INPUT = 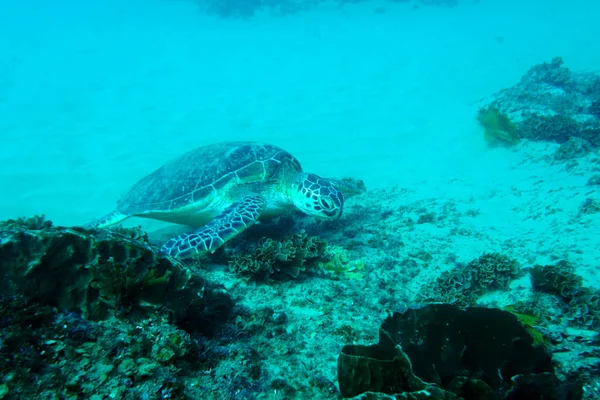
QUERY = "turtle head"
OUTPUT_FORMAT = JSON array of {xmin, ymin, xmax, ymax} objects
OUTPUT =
[{"xmin": 291, "ymin": 173, "xmax": 344, "ymax": 219}]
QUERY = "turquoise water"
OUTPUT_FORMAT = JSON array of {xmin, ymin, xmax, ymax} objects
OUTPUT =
[
  {"xmin": 1, "ymin": 0, "xmax": 598, "ymax": 225},
  {"xmin": 1, "ymin": 0, "xmax": 600, "ymax": 398}
]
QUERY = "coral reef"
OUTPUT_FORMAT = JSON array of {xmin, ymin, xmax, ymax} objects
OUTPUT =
[
  {"xmin": 587, "ymin": 174, "xmax": 600, "ymax": 186},
  {"xmin": 227, "ymin": 229, "xmax": 365, "ymax": 281},
  {"xmin": 589, "ymin": 99, "xmax": 600, "ymax": 118},
  {"xmin": 529, "ymin": 261, "xmax": 583, "ymax": 301},
  {"xmin": 529, "ymin": 262, "xmax": 600, "ymax": 329},
  {"xmin": 228, "ymin": 231, "xmax": 327, "ymax": 280},
  {"xmin": 0, "ymin": 215, "xmax": 234, "ymax": 334},
  {"xmin": 578, "ymin": 198, "xmax": 600, "ymax": 216},
  {"xmin": 301, "ymin": 186, "xmax": 600, "ymax": 396},
  {"xmin": 3, "ymin": 174, "xmax": 600, "ymax": 399},
  {"xmin": 481, "ymin": 57, "xmax": 600, "ymax": 147},
  {"xmin": 0, "ymin": 216, "xmax": 243, "ymax": 399},
  {"xmin": 518, "ymin": 114, "xmax": 600, "ymax": 147},
  {"xmin": 554, "ymin": 136, "xmax": 593, "ymax": 161},
  {"xmin": 0, "ymin": 295, "xmax": 206, "ymax": 399},
  {"xmin": 416, "ymin": 252, "xmax": 522, "ymax": 306},
  {"xmin": 519, "ymin": 114, "xmax": 581, "ymax": 143},
  {"xmin": 337, "ymin": 304, "xmax": 582, "ymax": 399}
]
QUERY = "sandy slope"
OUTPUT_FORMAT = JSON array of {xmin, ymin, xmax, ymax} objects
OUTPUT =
[{"xmin": 0, "ymin": 0, "xmax": 598, "ymax": 275}]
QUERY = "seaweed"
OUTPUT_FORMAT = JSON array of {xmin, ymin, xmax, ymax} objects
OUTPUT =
[
  {"xmin": 503, "ymin": 306, "xmax": 551, "ymax": 348},
  {"xmin": 477, "ymin": 106, "xmax": 520, "ymax": 146},
  {"xmin": 318, "ymin": 245, "xmax": 365, "ymax": 280}
]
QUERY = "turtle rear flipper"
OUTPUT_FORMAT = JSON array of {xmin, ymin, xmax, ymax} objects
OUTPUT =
[{"xmin": 160, "ymin": 195, "xmax": 266, "ymax": 259}]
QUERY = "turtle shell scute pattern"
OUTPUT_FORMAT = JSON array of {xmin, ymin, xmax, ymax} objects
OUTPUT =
[{"xmin": 117, "ymin": 142, "xmax": 302, "ymax": 215}]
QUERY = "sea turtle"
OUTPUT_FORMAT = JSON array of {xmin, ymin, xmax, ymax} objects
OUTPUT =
[{"xmin": 86, "ymin": 141, "xmax": 365, "ymax": 259}]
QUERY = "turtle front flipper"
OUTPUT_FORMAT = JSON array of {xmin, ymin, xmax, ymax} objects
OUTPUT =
[{"xmin": 160, "ymin": 195, "xmax": 267, "ymax": 259}]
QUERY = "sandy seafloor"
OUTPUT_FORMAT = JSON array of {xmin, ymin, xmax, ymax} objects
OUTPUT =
[{"xmin": 1, "ymin": 0, "xmax": 600, "ymax": 397}]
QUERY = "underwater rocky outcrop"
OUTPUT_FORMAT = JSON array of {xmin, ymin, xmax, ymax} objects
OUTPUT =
[
  {"xmin": 337, "ymin": 304, "xmax": 583, "ymax": 399},
  {"xmin": 479, "ymin": 57, "xmax": 600, "ymax": 148},
  {"xmin": 0, "ymin": 215, "xmax": 237, "ymax": 399},
  {"xmin": 0, "ymin": 294, "xmax": 209, "ymax": 399},
  {"xmin": 554, "ymin": 136, "xmax": 594, "ymax": 161},
  {"xmin": 0, "ymin": 215, "xmax": 234, "ymax": 333},
  {"xmin": 2, "ymin": 213, "xmax": 598, "ymax": 399}
]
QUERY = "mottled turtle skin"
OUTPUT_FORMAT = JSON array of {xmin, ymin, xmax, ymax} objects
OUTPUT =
[{"xmin": 86, "ymin": 141, "xmax": 365, "ymax": 259}]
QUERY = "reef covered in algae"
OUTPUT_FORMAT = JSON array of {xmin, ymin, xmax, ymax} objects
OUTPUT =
[
  {"xmin": 337, "ymin": 304, "xmax": 581, "ymax": 400},
  {"xmin": 1, "ymin": 200, "xmax": 598, "ymax": 399},
  {"xmin": 3, "ymin": 128, "xmax": 600, "ymax": 400},
  {"xmin": 478, "ymin": 57, "xmax": 600, "ymax": 151},
  {"xmin": 0, "ymin": 215, "xmax": 232, "ymax": 332},
  {"xmin": 0, "ymin": 216, "xmax": 240, "ymax": 399},
  {"xmin": 228, "ymin": 231, "xmax": 327, "ymax": 280}
]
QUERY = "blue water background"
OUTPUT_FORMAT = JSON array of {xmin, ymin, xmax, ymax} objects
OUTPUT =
[{"xmin": 0, "ymin": 0, "xmax": 598, "ymax": 228}]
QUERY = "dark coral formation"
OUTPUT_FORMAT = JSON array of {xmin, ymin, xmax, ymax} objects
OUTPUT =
[
  {"xmin": 578, "ymin": 198, "xmax": 600, "ymax": 216},
  {"xmin": 481, "ymin": 57, "xmax": 600, "ymax": 147},
  {"xmin": 0, "ymin": 215, "xmax": 233, "ymax": 334},
  {"xmin": 0, "ymin": 216, "xmax": 240, "ymax": 398},
  {"xmin": 519, "ymin": 114, "xmax": 581, "ymax": 143},
  {"xmin": 554, "ymin": 136, "xmax": 593, "ymax": 161},
  {"xmin": 530, "ymin": 261, "xmax": 583, "ymax": 300},
  {"xmin": 529, "ymin": 261, "xmax": 600, "ymax": 329},
  {"xmin": 1, "ymin": 211, "xmax": 598, "ymax": 398},
  {"xmin": 416, "ymin": 253, "xmax": 522, "ymax": 306},
  {"xmin": 337, "ymin": 304, "xmax": 582, "ymax": 399},
  {"xmin": 519, "ymin": 114, "xmax": 600, "ymax": 147},
  {"xmin": 0, "ymin": 295, "xmax": 207, "ymax": 399},
  {"xmin": 228, "ymin": 231, "xmax": 327, "ymax": 280},
  {"xmin": 587, "ymin": 174, "xmax": 600, "ymax": 186},
  {"xmin": 589, "ymin": 99, "xmax": 600, "ymax": 118}
]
